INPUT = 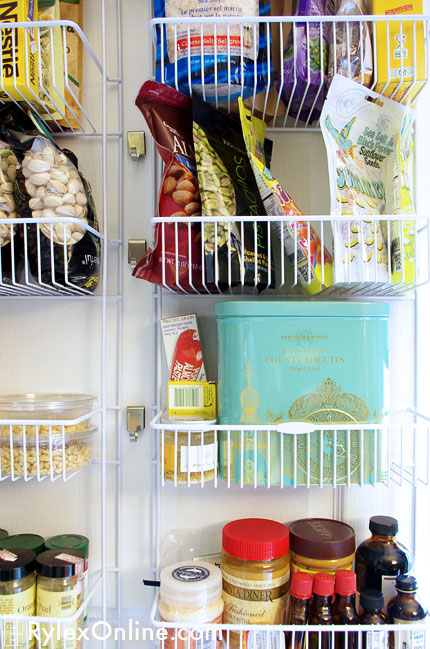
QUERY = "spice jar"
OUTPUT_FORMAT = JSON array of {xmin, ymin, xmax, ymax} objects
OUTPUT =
[
  {"xmin": 161, "ymin": 418, "xmax": 217, "ymax": 483},
  {"xmin": 159, "ymin": 561, "xmax": 223, "ymax": 649},
  {"xmin": 36, "ymin": 549, "xmax": 85, "ymax": 649},
  {"xmin": 222, "ymin": 518, "xmax": 290, "ymax": 649},
  {"xmin": 1, "ymin": 534, "xmax": 45, "ymax": 555},
  {"xmin": 0, "ymin": 548, "xmax": 36, "ymax": 649},
  {"xmin": 288, "ymin": 518, "xmax": 355, "ymax": 576}
]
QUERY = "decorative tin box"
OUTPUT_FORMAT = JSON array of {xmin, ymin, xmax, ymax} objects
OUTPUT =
[{"xmin": 215, "ymin": 302, "xmax": 390, "ymax": 486}]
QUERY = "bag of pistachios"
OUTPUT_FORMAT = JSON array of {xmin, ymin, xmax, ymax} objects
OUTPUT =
[
  {"xmin": 0, "ymin": 142, "xmax": 22, "ymax": 286},
  {"xmin": 192, "ymin": 97, "xmax": 273, "ymax": 292}
]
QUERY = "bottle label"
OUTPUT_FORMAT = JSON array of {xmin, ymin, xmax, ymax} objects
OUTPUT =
[
  {"xmin": 381, "ymin": 576, "xmax": 397, "ymax": 613},
  {"xmin": 392, "ymin": 619, "xmax": 426, "ymax": 649},
  {"xmin": 180, "ymin": 443, "xmax": 216, "ymax": 473},
  {"xmin": 0, "ymin": 585, "xmax": 36, "ymax": 649},
  {"xmin": 36, "ymin": 587, "xmax": 78, "ymax": 649},
  {"xmin": 222, "ymin": 570, "xmax": 290, "ymax": 625},
  {"xmin": 365, "ymin": 629, "xmax": 388, "ymax": 649}
]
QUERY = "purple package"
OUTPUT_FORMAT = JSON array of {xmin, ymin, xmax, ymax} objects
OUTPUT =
[{"xmin": 276, "ymin": 0, "xmax": 329, "ymax": 124}]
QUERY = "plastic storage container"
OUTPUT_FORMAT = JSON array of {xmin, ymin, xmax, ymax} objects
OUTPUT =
[{"xmin": 215, "ymin": 301, "xmax": 390, "ymax": 486}]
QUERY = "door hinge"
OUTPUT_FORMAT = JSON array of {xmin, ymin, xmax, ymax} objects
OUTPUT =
[{"xmin": 127, "ymin": 406, "xmax": 145, "ymax": 442}]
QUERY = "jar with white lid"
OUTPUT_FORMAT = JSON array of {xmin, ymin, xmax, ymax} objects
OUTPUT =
[{"xmin": 159, "ymin": 561, "xmax": 223, "ymax": 649}]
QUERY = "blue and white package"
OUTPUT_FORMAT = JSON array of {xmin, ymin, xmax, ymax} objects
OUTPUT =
[{"xmin": 153, "ymin": 0, "xmax": 271, "ymax": 103}]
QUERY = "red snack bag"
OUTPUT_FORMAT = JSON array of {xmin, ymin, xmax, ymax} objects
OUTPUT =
[
  {"xmin": 133, "ymin": 81, "xmax": 203, "ymax": 291},
  {"xmin": 171, "ymin": 330, "xmax": 203, "ymax": 381}
]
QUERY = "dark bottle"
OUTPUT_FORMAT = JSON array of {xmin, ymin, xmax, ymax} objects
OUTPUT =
[
  {"xmin": 286, "ymin": 572, "xmax": 313, "ymax": 649},
  {"xmin": 355, "ymin": 516, "xmax": 411, "ymax": 611},
  {"xmin": 359, "ymin": 590, "xmax": 387, "ymax": 649},
  {"xmin": 387, "ymin": 575, "xmax": 427, "ymax": 649},
  {"xmin": 309, "ymin": 572, "xmax": 335, "ymax": 649},
  {"xmin": 332, "ymin": 570, "xmax": 359, "ymax": 649}
]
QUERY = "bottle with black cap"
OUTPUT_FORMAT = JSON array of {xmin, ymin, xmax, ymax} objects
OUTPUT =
[
  {"xmin": 355, "ymin": 516, "xmax": 411, "ymax": 612},
  {"xmin": 387, "ymin": 575, "xmax": 427, "ymax": 649},
  {"xmin": 0, "ymin": 548, "xmax": 36, "ymax": 649},
  {"xmin": 359, "ymin": 590, "xmax": 387, "ymax": 649}
]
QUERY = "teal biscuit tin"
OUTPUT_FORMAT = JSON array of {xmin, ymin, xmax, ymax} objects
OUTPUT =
[{"xmin": 215, "ymin": 302, "xmax": 390, "ymax": 486}]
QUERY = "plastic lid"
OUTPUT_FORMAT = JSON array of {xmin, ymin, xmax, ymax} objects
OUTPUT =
[
  {"xmin": 0, "ymin": 529, "xmax": 8, "ymax": 539},
  {"xmin": 0, "ymin": 393, "xmax": 96, "ymax": 415},
  {"xmin": 36, "ymin": 548, "xmax": 85, "ymax": 578},
  {"xmin": 290, "ymin": 572, "xmax": 313, "ymax": 599},
  {"xmin": 335, "ymin": 570, "xmax": 357, "ymax": 596},
  {"xmin": 160, "ymin": 561, "xmax": 222, "ymax": 607},
  {"xmin": 313, "ymin": 573, "xmax": 335, "ymax": 597},
  {"xmin": 360, "ymin": 589, "xmax": 384, "ymax": 612},
  {"xmin": 215, "ymin": 301, "xmax": 390, "ymax": 319},
  {"xmin": 288, "ymin": 518, "xmax": 355, "ymax": 560},
  {"xmin": 395, "ymin": 575, "xmax": 418, "ymax": 592},
  {"xmin": 0, "ymin": 548, "xmax": 36, "ymax": 581},
  {"xmin": 1, "ymin": 534, "xmax": 44, "ymax": 555},
  {"xmin": 45, "ymin": 535, "xmax": 89, "ymax": 560},
  {"xmin": 222, "ymin": 519, "xmax": 290, "ymax": 561},
  {"xmin": 369, "ymin": 516, "xmax": 398, "ymax": 536}
]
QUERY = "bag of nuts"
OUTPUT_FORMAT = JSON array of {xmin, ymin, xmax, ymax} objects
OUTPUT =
[
  {"xmin": 0, "ymin": 142, "xmax": 22, "ymax": 285},
  {"xmin": 133, "ymin": 81, "xmax": 204, "ymax": 292}
]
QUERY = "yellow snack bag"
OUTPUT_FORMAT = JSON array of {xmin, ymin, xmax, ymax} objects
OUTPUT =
[
  {"xmin": 58, "ymin": 0, "xmax": 83, "ymax": 129},
  {"xmin": 38, "ymin": 0, "xmax": 65, "ymax": 123}
]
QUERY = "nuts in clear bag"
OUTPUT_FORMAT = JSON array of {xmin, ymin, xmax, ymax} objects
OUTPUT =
[{"xmin": 0, "ymin": 145, "xmax": 18, "ymax": 246}]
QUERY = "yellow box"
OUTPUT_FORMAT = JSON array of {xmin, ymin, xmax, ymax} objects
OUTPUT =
[
  {"xmin": 373, "ymin": 0, "xmax": 425, "ymax": 104},
  {"xmin": 0, "ymin": 0, "xmax": 39, "ymax": 101},
  {"xmin": 167, "ymin": 381, "xmax": 217, "ymax": 419}
]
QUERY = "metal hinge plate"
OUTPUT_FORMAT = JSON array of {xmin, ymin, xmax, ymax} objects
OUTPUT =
[
  {"xmin": 127, "ymin": 406, "xmax": 145, "ymax": 442},
  {"xmin": 128, "ymin": 239, "xmax": 147, "ymax": 267},
  {"xmin": 128, "ymin": 131, "xmax": 146, "ymax": 160}
]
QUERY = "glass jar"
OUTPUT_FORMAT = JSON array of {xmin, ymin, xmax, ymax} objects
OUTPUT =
[
  {"xmin": 159, "ymin": 561, "xmax": 223, "ymax": 649},
  {"xmin": 288, "ymin": 518, "xmax": 355, "ymax": 576},
  {"xmin": 0, "ymin": 548, "xmax": 36, "ymax": 649},
  {"xmin": 161, "ymin": 419, "xmax": 217, "ymax": 483},
  {"xmin": 387, "ymin": 575, "xmax": 427, "ymax": 649},
  {"xmin": 222, "ymin": 518, "xmax": 290, "ymax": 649},
  {"xmin": 36, "ymin": 549, "xmax": 85, "ymax": 649}
]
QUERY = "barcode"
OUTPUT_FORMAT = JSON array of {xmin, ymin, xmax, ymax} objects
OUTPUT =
[
  {"xmin": 287, "ymin": 245, "xmax": 307, "ymax": 266},
  {"xmin": 392, "ymin": 238, "xmax": 402, "ymax": 273},
  {"xmin": 171, "ymin": 386, "xmax": 203, "ymax": 409},
  {"xmin": 60, "ymin": 596, "xmax": 72, "ymax": 610}
]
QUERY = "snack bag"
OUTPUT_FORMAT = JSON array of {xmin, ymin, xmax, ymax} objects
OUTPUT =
[
  {"xmin": 277, "ymin": 0, "xmax": 329, "ymax": 124},
  {"xmin": 391, "ymin": 109, "xmax": 416, "ymax": 285},
  {"xmin": 192, "ymin": 96, "xmax": 272, "ymax": 292},
  {"xmin": 321, "ymin": 75, "xmax": 407, "ymax": 284},
  {"xmin": 133, "ymin": 81, "xmax": 203, "ymax": 292},
  {"xmin": 58, "ymin": 0, "xmax": 83, "ymax": 129},
  {"xmin": 153, "ymin": 0, "xmax": 271, "ymax": 104},
  {"xmin": 38, "ymin": 0, "xmax": 66, "ymax": 124},
  {"xmin": 0, "ymin": 142, "xmax": 22, "ymax": 285},
  {"xmin": 238, "ymin": 98, "xmax": 332, "ymax": 293},
  {"xmin": 327, "ymin": 0, "xmax": 372, "ymax": 88}
]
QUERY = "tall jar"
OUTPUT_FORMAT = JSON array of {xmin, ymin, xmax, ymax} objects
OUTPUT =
[
  {"xmin": 161, "ymin": 418, "xmax": 217, "ymax": 484},
  {"xmin": 0, "ymin": 548, "xmax": 36, "ymax": 649},
  {"xmin": 222, "ymin": 518, "xmax": 290, "ymax": 649},
  {"xmin": 288, "ymin": 518, "xmax": 356, "ymax": 576},
  {"xmin": 159, "ymin": 561, "xmax": 223, "ymax": 649},
  {"xmin": 44, "ymin": 536, "xmax": 89, "ymax": 622}
]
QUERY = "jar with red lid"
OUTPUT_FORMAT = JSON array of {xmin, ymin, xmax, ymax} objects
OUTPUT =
[{"xmin": 221, "ymin": 518, "xmax": 290, "ymax": 649}]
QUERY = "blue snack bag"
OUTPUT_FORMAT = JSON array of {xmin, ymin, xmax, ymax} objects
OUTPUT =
[{"xmin": 153, "ymin": 0, "xmax": 271, "ymax": 104}]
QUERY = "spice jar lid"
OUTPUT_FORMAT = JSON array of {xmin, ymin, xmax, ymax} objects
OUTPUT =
[
  {"xmin": 335, "ymin": 570, "xmax": 356, "ymax": 596},
  {"xmin": 0, "ymin": 548, "xmax": 36, "ymax": 581},
  {"xmin": 288, "ymin": 518, "xmax": 355, "ymax": 560},
  {"xmin": 360, "ymin": 589, "xmax": 384, "ymax": 612},
  {"xmin": 1, "ymin": 534, "xmax": 44, "ymax": 555},
  {"xmin": 36, "ymin": 548, "xmax": 85, "ymax": 578},
  {"xmin": 369, "ymin": 516, "xmax": 398, "ymax": 536},
  {"xmin": 395, "ymin": 575, "xmax": 418, "ymax": 593},
  {"xmin": 45, "ymin": 535, "xmax": 89, "ymax": 560},
  {"xmin": 222, "ymin": 519, "xmax": 290, "ymax": 561},
  {"xmin": 313, "ymin": 573, "xmax": 335, "ymax": 597},
  {"xmin": 160, "ymin": 561, "xmax": 222, "ymax": 607},
  {"xmin": 290, "ymin": 573, "xmax": 313, "ymax": 599},
  {"xmin": 0, "ymin": 529, "xmax": 8, "ymax": 539}
]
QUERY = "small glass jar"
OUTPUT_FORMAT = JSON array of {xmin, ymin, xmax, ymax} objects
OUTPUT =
[
  {"xmin": 0, "ymin": 548, "xmax": 36, "ymax": 649},
  {"xmin": 161, "ymin": 419, "xmax": 217, "ymax": 483}
]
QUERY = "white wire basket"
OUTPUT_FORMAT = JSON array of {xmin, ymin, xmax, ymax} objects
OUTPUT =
[
  {"xmin": 151, "ymin": 14, "xmax": 429, "ymax": 128},
  {"xmin": 0, "ymin": 217, "xmax": 102, "ymax": 296},
  {"xmin": 149, "ymin": 215, "xmax": 427, "ymax": 297},
  {"xmin": 151, "ymin": 410, "xmax": 430, "ymax": 489}
]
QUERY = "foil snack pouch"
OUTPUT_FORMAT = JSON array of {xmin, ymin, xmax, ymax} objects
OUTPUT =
[{"xmin": 321, "ymin": 75, "xmax": 407, "ymax": 285}]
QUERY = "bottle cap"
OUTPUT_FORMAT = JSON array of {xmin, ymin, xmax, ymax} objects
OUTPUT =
[
  {"xmin": 290, "ymin": 572, "xmax": 313, "ymax": 599},
  {"xmin": 160, "ymin": 561, "xmax": 222, "ymax": 608},
  {"xmin": 369, "ymin": 516, "xmax": 398, "ymax": 536},
  {"xmin": 288, "ymin": 518, "xmax": 355, "ymax": 560},
  {"xmin": 36, "ymin": 548, "xmax": 85, "ymax": 579},
  {"xmin": 395, "ymin": 575, "xmax": 418, "ymax": 592},
  {"xmin": 313, "ymin": 572, "xmax": 335, "ymax": 597},
  {"xmin": 335, "ymin": 570, "xmax": 357, "ymax": 596},
  {"xmin": 223, "ymin": 519, "xmax": 290, "ymax": 561},
  {"xmin": 45, "ymin": 535, "xmax": 89, "ymax": 560},
  {"xmin": 0, "ymin": 548, "xmax": 36, "ymax": 581},
  {"xmin": 360, "ymin": 589, "xmax": 384, "ymax": 612},
  {"xmin": 0, "ymin": 534, "xmax": 44, "ymax": 555}
]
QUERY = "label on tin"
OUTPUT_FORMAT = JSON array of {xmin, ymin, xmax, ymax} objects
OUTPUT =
[{"xmin": 222, "ymin": 570, "xmax": 289, "ymax": 625}]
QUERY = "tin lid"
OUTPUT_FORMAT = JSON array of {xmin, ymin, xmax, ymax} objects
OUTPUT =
[
  {"xmin": 160, "ymin": 561, "xmax": 222, "ymax": 607},
  {"xmin": 215, "ymin": 301, "xmax": 390, "ymax": 319},
  {"xmin": 288, "ymin": 518, "xmax": 355, "ymax": 560},
  {"xmin": 0, "ymin": 529, "xmax": 8, "ymax": 539},
  {"xmin": 290, "ymin": 572, "xmax": 313, "ymax": 599},
  {"xmin": 223, "ymin": 518, "xmax": 290, "ymax": 561},
  {"xmin": 360, "ymin": 589, "xmax": 384, "ymax": 612},
  {"xmin": 369, "ymin": 516, "xmax": 398, "ymax": 536},
  {"xmin": 45, "ymin": 535, "xmax": 89, "ymax": 559},
  {"xmin": 1, "ymin": 534, "xmax": 44, "ymax": 555},
  {"xmin": 36, "ymin": 549, "xmax": 85, "ymax": 578},
  {"xmin": 313, "ymin": 573, "xmax": 335, "ymax": 597},
  {"xmin": 0, "ymin": 549, "xmax": 36, "ymax": 581},
  {"xmin": 335, "ymin": 570, "xmax": 357, "ymax": 596}
]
